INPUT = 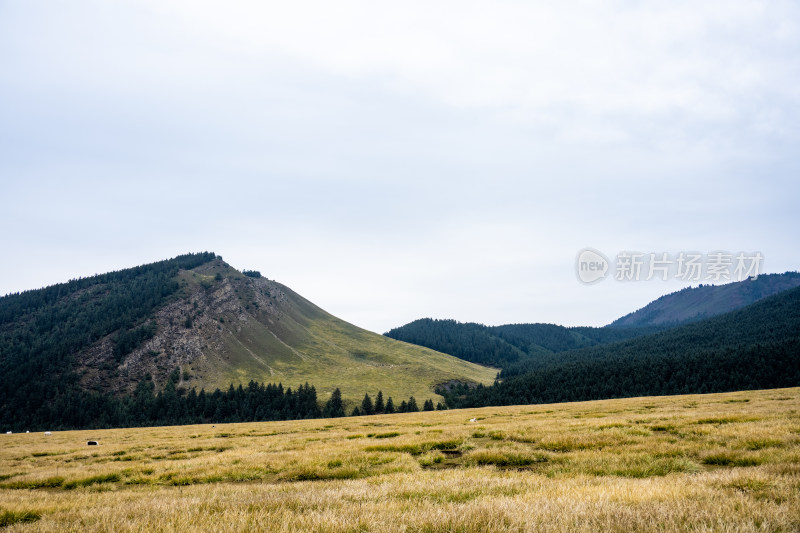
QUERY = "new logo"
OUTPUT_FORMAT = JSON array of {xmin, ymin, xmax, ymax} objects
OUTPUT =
[{"xmin": 576, "ymin": 248, "xmax": 609, "ymax": 284}]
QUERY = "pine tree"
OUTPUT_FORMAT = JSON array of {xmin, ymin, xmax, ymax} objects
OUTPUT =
[
  {"xmin": 398, "ymin": 400, "xmax": 408, "ymax": 413},
  {"xmin": 407, "ymin": 396, "xmax": 419, "ymax": 412},
  {"xmin": 374, "ymin": 391, "xmax": 385, "ymax": 413},
  {"xmin": 361, "ymin": 393, "xmax": 374, "ymax": 415},
  {"xmin": 323, "ymin": 388, "xmax": 345, "ymax": 418},
  {"xmin": 351, "ymin": 407, "xmax": 361, "ymax": 416},
  {"xmin": 423, "ymin": 399, "xmax": 434, "ymax": 411},
  {"xmin": 385, "ymin": 397, "xmax": 395, "ymax": 414}
]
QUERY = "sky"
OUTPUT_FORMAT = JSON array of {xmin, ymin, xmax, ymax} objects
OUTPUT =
[{"xmin": 1, "ymin": 0, "xmax": 799, "ymax": 334}]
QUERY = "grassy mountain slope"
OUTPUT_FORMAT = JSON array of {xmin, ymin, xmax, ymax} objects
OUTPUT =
[
  {"xmin": 152, "ymin": 260, "xmax": 494, "ymax": 405},
  {"xmin": 0, "ymin": 254, "xmax": 494, "ymax": 428},
  {"xmin": 609, "ymin": 272, "xmax": 800, "ymax": 327}
]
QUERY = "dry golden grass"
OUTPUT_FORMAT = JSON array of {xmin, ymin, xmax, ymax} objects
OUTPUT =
[{"xmin": 1, "ymin": 388, "xmax": 799, "ymax": 531}]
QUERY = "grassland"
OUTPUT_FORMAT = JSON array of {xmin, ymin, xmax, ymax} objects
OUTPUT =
[{"xmin": 1, "ymin": 388, "xmax": 799, "ymax": 532}]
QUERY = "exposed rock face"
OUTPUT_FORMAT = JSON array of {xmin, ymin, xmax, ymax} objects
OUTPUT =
[{"xmin": 77, "ymin": 260, "xmax": 295, "ymax": 394}]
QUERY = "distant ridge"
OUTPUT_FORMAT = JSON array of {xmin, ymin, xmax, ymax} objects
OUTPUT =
[
  {"xmin": 608, "ymin": 272, "xmax": 800, "ymax": 327},
  {"xmin": 442, "ymin": 284, "xmax": 800, "ymax": 407},
  {"xmin": 385, "ymin": 319, "xmax": 660, "ymax": 369},
  {"xmin": 385, "ymin": 272, "xmax": 800, "ymax": 372}
]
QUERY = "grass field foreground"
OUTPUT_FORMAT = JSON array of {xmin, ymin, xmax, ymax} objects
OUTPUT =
[{"xmin": 1, "ymin": 388, "xmax": 799, "ymax": 531}]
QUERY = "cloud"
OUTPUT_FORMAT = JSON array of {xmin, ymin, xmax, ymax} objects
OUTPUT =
[
  {"xmin": 129, "ymin": 0, "xmax": 800, "ymax": 143},
  {"xmin": 0, "ymin": 0, "xmax": 798, "ymax": 332}
]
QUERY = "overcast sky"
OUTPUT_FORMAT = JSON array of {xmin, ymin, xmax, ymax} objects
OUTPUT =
[{"xmin": 1, "ymin": 1, "xmax": 799, "ymax": 333}]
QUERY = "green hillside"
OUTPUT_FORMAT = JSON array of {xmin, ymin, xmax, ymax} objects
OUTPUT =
[
  {"xmin": 0, "ymin": 254, "xmax": 494, "ymax": 429},
  {"xmin": 166, "ymin": 260, "xmax": 493, "ymax": 404}
]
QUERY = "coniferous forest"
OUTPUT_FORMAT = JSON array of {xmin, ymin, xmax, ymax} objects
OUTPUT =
[
  {"xmin": 2, "ymin": 369, "xmax": 433, "ymax": 431},
  {"xmin": 439, "ymin": 286, "xmax": 800, "ymax": 408},
  {"xmin": 384, "ymin": 318, "xmax": 664, "ymax": 369},
  {"xmin": 0, "ymin": 253, "xmax": 216, "ymax": 430}
]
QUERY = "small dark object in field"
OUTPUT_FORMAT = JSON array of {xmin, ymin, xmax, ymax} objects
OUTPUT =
[{"xmin": 87, "ymin": 441, "xmax": 98, "ymax": 445}]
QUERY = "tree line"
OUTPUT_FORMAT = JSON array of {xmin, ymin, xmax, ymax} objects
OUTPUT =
[
  {"xmin": 322, "ymin": 388, "xmax": 445, "ymax": 418},
  {"xmin": 1, "ymin": 367, "xmax": 444, "ymax": 431}
]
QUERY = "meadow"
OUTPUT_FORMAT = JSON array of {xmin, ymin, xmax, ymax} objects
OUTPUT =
[{"xmin": 1, "ymin": 388, "xmax": 798, "ymax": 532}]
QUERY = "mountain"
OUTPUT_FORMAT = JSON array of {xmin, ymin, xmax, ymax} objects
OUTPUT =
[
  {"xmin": 442, "ymin": 285, "xmax": 800, "ymax": 408},
  {"xmin": 386, "ymin": 273, "xmax": 800, "ymax": 370},
  {"xmin": 0, "ymin": 253, "xmax": 494, "ymax": 428},
  {"xmin": 384, "ymin": 319, "xmax": 661, "ymax": 368},
  {"xmin": 609, "ymin": 272, "xmax": 800, "ymax": 327}
]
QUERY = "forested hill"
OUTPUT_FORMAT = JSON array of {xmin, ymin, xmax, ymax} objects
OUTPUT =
[
  {"xmin": 384, "ymin": 319, "xmax": 660, "ymax": 368},
  {"xmin": 384, "ymin": 319, "xmax": 527, "ymax": 368},
  {"xmin": 385, "ymin": 273, "xmax": 800, "ymax": 369},
  {"xmin": 0, "ymin": 254, "xmax": 494, "ymax": 430},
  {"xmin": 609, "ymin": 271, "xmax": 800, "ymax": 327},
  {"xmin": 0, "ymin": 253, "xmax": 217, "ymax": 428},
  {"xmin": 441, "ymin": 286, "xmax": 800, "ymax": 408}
]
